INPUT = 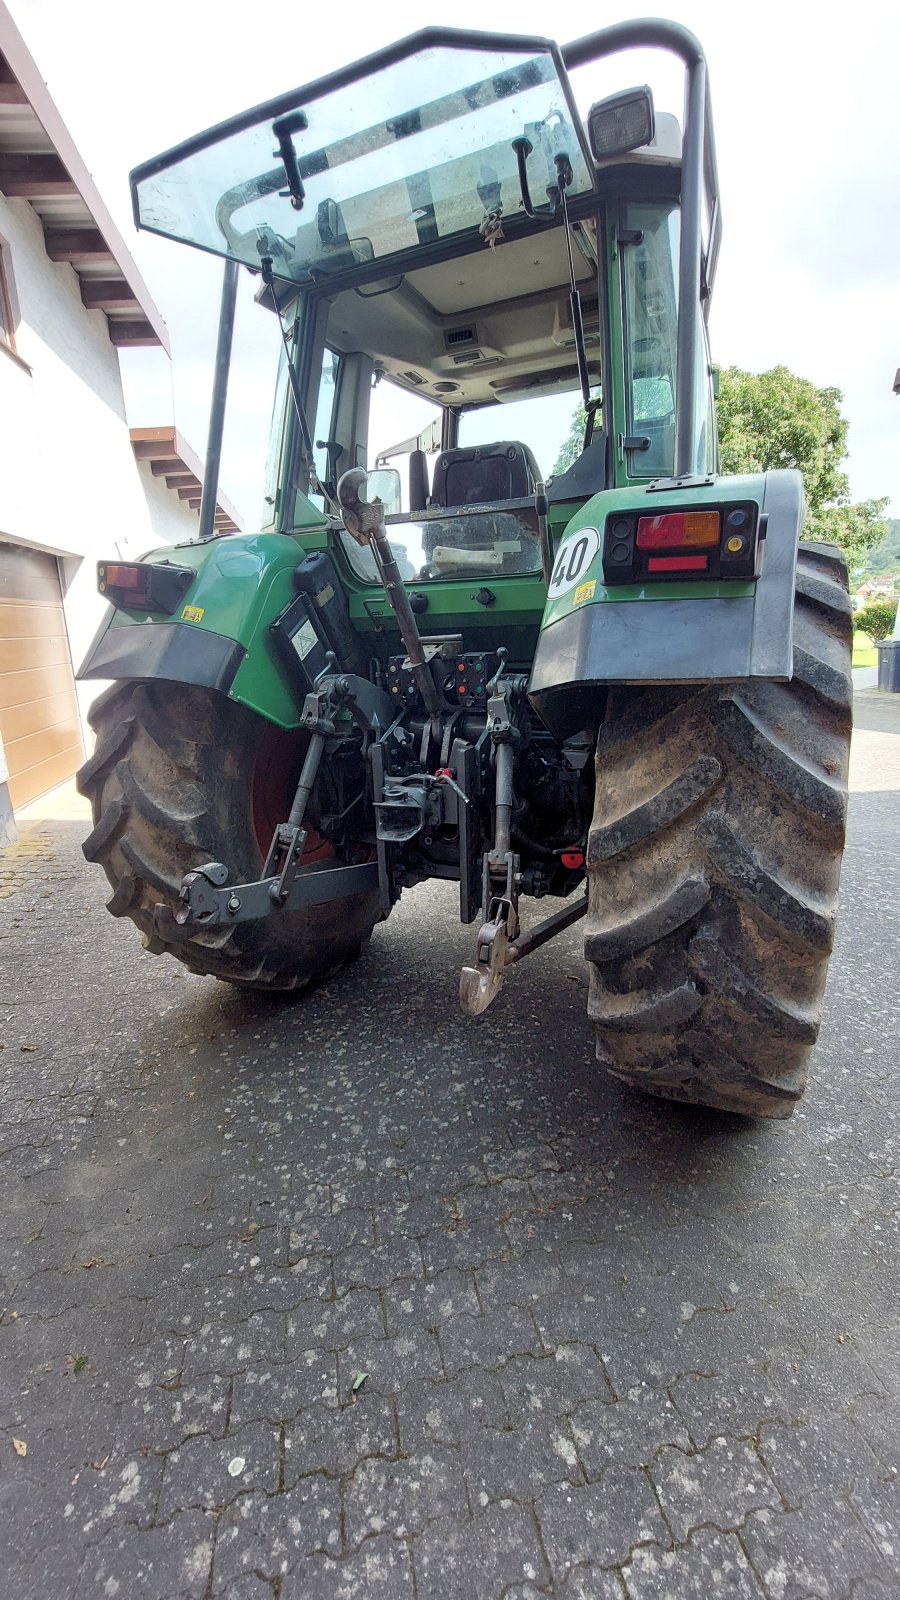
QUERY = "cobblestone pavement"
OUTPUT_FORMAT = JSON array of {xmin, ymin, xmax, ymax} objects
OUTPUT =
[{"xmin": 1, "ymin": 691, "xmax": 899, "ymax": 1599}]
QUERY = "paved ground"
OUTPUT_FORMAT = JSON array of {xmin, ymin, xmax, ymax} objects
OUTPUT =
[{"xmin": 1, "ymin": 690, "xmax": 899, "ymax": 1600}]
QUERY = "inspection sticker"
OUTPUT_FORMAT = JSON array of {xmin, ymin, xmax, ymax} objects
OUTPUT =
[
  {"xmin": 573, "ymin": 580, "xmax": 596, "ymax": 607},
  {"xmin": 181, "ymin": 604, "xmax": 205, "ymax": 623}
]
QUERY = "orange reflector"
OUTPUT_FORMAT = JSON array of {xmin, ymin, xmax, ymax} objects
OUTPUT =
[
  {"xmin": 636, "ymin": 511, "xmax": 720, "ymax": 550},
  {"xmin": 647, "ymin": 554, "xmax": 709, "ymax": 572},
  {"xmin": 105, "ymin": 563, "xmax": 145, "ymax": 588}
]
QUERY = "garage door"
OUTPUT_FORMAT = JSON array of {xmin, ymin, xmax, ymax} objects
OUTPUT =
[{"xmin": 0, "ymin": 541, "xmax": 83, "ymax": 810}]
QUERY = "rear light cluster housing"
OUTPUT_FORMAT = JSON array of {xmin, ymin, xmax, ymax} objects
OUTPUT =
[
  {"xmin": 97, "ymin": 560, "xmax": 195, "ymax": 614},
  {"xmin": 602, "ymin": 503, "xmax": 762, "ymax": 584}
]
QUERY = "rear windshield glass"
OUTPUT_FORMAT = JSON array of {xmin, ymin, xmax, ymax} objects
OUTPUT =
[{"xmin": 133, "ymin": 41, "xmax": 594, "ymax": 282}]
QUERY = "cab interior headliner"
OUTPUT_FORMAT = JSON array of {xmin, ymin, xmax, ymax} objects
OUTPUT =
[{"xmin": 323, "ymin": 221, "xmax": 599, "ymax": 408}]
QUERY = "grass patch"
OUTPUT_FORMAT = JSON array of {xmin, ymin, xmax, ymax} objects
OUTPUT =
[{"xmin": 853, "ymin": 630, "xmax": 878, "ymax": 668}]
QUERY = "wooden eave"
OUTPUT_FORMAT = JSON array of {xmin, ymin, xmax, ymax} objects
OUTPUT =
[
  {"xmin": 0, "ymin": 7, "xmax": 169, "ymax": 352},
  {"xmin": 130, "ymin": 427, "xmax": 242, "ymax": 534}
]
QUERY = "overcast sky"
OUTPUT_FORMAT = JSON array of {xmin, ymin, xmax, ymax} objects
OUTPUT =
[{"xmin": 11, "ymin": 0, "xmax": 900, "ymax": 524}]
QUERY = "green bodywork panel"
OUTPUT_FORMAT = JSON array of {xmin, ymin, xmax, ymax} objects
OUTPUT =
[
  {"xmin": 106, "ymin": 533, "xmax": 317, "ymax": 728},
  {"xmin": 101, "ymin": 473, "xmax": 767, "ymax": 731},
  {"xmin": 538, "ymin": 474, "xmax": 766, "ymax": 632}
]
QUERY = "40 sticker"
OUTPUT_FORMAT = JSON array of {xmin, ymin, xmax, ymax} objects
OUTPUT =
[{"xmin": 547, "ymin": 527, "xmax": 600, "ymax": 600}]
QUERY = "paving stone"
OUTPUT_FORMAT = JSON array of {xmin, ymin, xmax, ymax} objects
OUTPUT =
[
  {"xmin": 283, "ymin": 1534, "xmax": 415, "ymax": 1597},
  {"xmin": 651, "ymin": 1438, "xmax": 780, "ymax": 1543},
  {"xmin": 465, "ymin": 1415, "xmax": 582, "ymax": 1504},
  {"xmin": 345, "ymin": 1443, "xmax": 468, "ymax": 1542},
  {"xmin": 228, "ymin": 1348, "xmax": 339, "ymax": 1427},
  {"xmin": 396, "ymin": 1367, "xmax": 510, "ymax": 1453},
  {"xmin": 624, "ymin": 1528, "xmax": 766, "ymax": 1598},
  {"xmin": 158, "ymin": 1419, "xmax": 281, "ymax": 1518},
  {"xmin": 437, "ymin": 1304, "xmax": 544, "ymax": 1375},
  {"xmin": 381, "ymin": 1266, "xmax": 479, "ymax": 1337},
  {"xmin": 671, "ymin": 1367, "xmax": 795, "ymax": 1451},
  {"xmin": 742, "ymin": 1494, "xmax": 894, "ymax": 1598},
  {"xmin": 758, "ymin": 1416, "xmax": 885, "ymax": 1505},
  {"xmin": 212, "ymin": 1474, "xmax": 343, "ymax": 1588},
  {"xmin": 573, "ymin": 1386, "xmax": 691, "ymax": 1476},
  {"xmin": 537, "ymin": 1471, "xmax": 670, "ymax": 1577},
  {"xmin": 499, "ymin": 1345, "xmax": 614, "ymax": 1427},
  {"xmin": 75, "ymin": 1508, "xmax": 216, "ymax": 1598},
  {"xmin": 851, "ymin": 1478, "xmax": 900, "ymax": 1578},
  {"xmin": 284, "ymin": 1395, "xmax": 399, "ymax": 1479},
  {"xmin": 413, "ymin": 1503, "xmax": 551, "ymax": 1598}
]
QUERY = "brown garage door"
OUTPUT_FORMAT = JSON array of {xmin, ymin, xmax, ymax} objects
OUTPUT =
[{"xmin": 0, "ymin": 541, "xmax": 83, "ymax": 810}]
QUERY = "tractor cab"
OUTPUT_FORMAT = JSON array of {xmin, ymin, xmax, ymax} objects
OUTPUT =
[{"xmin": 131, "ymin": 26, "xmax": 718, "ymax": 589}]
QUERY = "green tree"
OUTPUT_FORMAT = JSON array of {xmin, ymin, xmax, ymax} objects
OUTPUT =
[
  {"xmin": 553, "ymin": 404, "xmax": 588, "ymax": 476},
  {"xmin": 716, "ymin": 366, "xmax": 889, "ymax": 565},
  {"xmin": 856, "ymin": 598, "xmax": 898, "ymax": 643}
]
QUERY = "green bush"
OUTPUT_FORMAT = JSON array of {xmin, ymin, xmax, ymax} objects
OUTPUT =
[{"xmin": 856, "ymin": 598, "xmax": 898, "ymax": 642}]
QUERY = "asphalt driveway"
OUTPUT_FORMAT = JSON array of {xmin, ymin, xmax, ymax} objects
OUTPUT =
[{"xmin": 1, "ymin": 690, "xmax": 899, "ymax": 1599}]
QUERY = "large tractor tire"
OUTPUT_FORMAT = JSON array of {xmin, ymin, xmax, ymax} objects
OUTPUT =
[
  {"xmin": 584, "ymin": 541, "xmax": 853, "ymax": 1118},
  {"xmin": 77, "ymin": 681, "xmax": 383, "ymax": 991}
]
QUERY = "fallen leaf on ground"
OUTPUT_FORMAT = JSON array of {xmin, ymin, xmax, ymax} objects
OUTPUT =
[
  {"xmin": 90, "ymin": 1456, "xmax": 109, "ymax": 1471},
  {"xmin": 351, "ymin": 1372, "xmax": 368, "ymax": 1400},
  {"xmin": 20, "ymin": 1044, "xmax": 37, "ymax": 1053},
  {"xmin": 80, "ymin": 1258, "xmax": 103, "ymax": 1270},
  {"xmin": 12, "ymin": 1438, "xmax": 27, "ymax": 1457}
]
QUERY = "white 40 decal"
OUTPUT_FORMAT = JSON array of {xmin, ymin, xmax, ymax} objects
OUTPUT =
[{"xmin": 548, "ymin": 526, "xmax": 600, "ymax": 599}]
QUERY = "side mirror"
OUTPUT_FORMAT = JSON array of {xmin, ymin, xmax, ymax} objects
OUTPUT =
[{"xmin": 366, "ymin": 467, "xmax": 402, "ymax": 517}]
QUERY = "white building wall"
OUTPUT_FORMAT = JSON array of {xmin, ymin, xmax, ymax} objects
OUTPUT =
[{"xmin": 0, "ymin": 193, "xmax": 196, "ymax": 731}]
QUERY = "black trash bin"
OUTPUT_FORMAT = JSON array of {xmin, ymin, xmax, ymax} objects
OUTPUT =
[{"xmin": 876, "ymin": 638, "xmax": 900, "ymax": 692}]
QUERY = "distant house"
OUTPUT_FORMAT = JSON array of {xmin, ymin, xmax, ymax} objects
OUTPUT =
[
  {"xmin": 0, "ymin": 3, "xmax": 240, "ymax": 835},
  {"xmin": 857, "ymin": 577, "xmax": 897, "ymax": 601}
]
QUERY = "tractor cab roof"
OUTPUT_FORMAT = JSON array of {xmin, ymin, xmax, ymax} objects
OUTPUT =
[{"xmin": 131, "ymin": 29, "xmax": 603, "ymax": 286}]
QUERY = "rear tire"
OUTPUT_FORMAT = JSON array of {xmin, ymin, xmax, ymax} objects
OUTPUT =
[
  {"xmin": 77, "ymin": 681, "xmax": 383, "ymax": 991},
  {"xmin": 584, "ymin": 541, "xmax": 852, "ymax": 1118}
]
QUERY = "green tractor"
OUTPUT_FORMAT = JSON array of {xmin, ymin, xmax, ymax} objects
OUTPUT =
[{"xmin": 77, "ymin": 22, "xmax": 852, "ymax": 1118}]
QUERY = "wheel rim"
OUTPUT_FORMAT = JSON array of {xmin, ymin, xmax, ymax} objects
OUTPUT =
[{"xmin": 250, "ymin": 722, "xmax": 335, "ymax": 866}]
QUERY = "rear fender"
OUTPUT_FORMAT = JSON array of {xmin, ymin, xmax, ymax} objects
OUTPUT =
[
  {"xmin": 529, "ymin": 470, "xmax": 802, "ymax": 738},
  {"xmin": 78, "ymin": 533, "xmax": 322, "ymax": 729}
]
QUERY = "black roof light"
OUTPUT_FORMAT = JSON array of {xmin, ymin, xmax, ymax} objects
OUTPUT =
[{"xmin": 587, "ymin": 85, "xmax": 655, "ymax": 160}]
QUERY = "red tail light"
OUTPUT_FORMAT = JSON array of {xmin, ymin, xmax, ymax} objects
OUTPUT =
[
  {"xmin": 637, "ymin": 511, "xmax": 720, "ymax": 550},
  {"xmin": 647, "ymin": 555, "xmax": 709, "ymax": 573}
]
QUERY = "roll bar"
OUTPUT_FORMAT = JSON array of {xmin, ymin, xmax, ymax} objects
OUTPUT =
[{"xmin": 563, "ymin": 20, "xmax": 721, "ymax": 479}]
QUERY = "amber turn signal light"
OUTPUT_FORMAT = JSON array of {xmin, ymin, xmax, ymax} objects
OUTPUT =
[{"xmin": 636, "ymin": 511, "xmax": 721, "ymax": 551}]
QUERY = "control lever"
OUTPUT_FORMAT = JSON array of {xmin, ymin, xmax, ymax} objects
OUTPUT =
[{"xmin": 337, "ymin": 469, "xmax": 442, "ymax": 728}]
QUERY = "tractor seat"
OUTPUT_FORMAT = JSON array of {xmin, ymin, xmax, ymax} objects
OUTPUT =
[{"xmin": 429, "ymin": 441, "xmax": 541, "ymax": 508}]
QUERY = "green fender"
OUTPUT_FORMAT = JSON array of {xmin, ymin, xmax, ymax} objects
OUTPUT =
[
  {"xmin": 529, "ymin": 471, "xmax": 802, "ymax": 739},
  {"xmin": 79, "ymin": 532, "xmax": 328, "ymax": 730}
]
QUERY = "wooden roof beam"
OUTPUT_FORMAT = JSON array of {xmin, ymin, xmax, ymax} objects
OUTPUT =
[
  {"xmin": 107, "ymin": 319, "xmax": 158, "ymax": 348},
  {"xmin": 45, "ymin": 227, "xmax": 113, "ymax": 263},
  {"xmin": 80, "ymin": 278, "xmax": 141, "ymax": 313},
  {"xmin": 0, "ymin": 153, "xmax": 77, "ymax": 198},
  {"xmin": 132, "ymin": 440, "xmax": 180, "ymax": 462}
]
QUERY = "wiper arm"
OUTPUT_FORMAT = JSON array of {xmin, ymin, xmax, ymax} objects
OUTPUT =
[{"xmin": 512, "ymin": 137, "xmax": 537, "ymax": 218}]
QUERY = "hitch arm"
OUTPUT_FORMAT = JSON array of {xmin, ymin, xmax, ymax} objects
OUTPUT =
[{"xmin": 460, "ymin": 894, "xmax": 587, "ymax": 1016}]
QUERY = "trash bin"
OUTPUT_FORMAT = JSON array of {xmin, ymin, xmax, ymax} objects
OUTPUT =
[{"xmin": 876, "ymin": 639, "xmax": 900, "ymax": 692}]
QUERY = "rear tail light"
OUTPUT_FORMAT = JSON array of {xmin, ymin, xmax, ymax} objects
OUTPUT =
[
  {"xmin": 98, "ymin": 559, "xmax": 195, "ymax": 614},
  {"xmin": 602, "ymin": 502, "xmax": 760, "ymax": 584},
  {"xmin": 647, "ymin": 555, "xmax": 709, "ymax": 573},
  {"xmin": 637, "ymin": 511, "xmax": 720, "ymax": 550}
]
